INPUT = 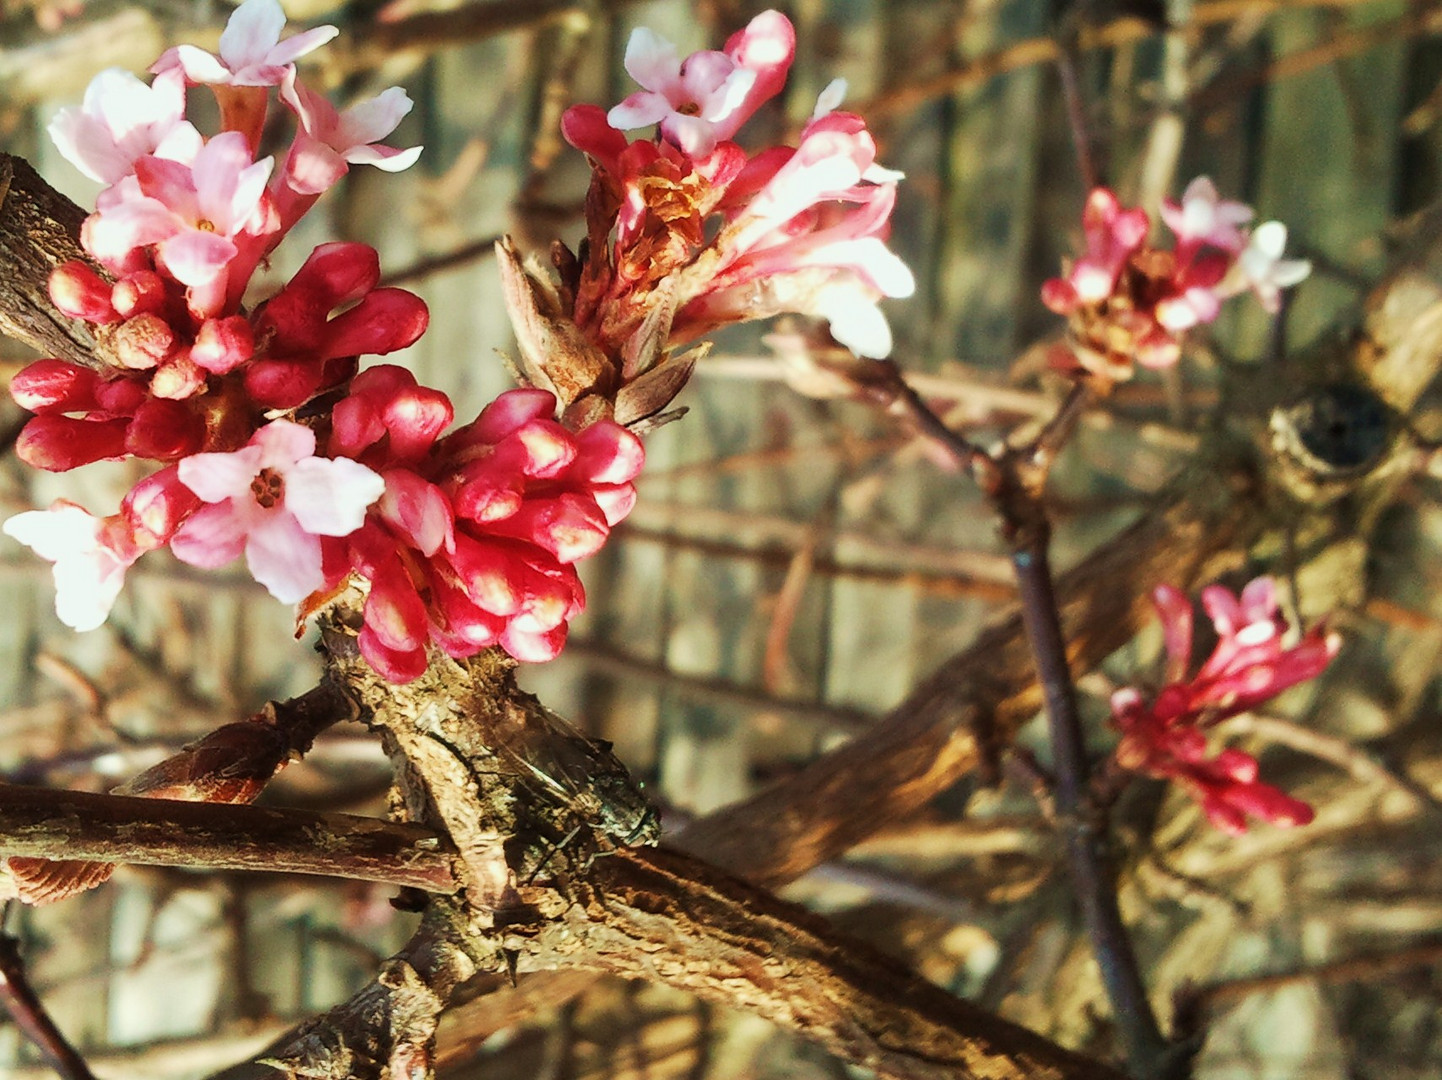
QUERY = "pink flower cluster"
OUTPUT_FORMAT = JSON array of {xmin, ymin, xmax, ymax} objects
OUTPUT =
[
  {"xmin": 4, "ymin": 0, "xmax": 642, "ymax": 683},
  {"xmin": 1044, "ymin": 179, "xmax": 1311, "ymax": 378},
  {"xmin": 1110, "ymin": 577, "xmax": 1339, "ymax": 834},
  {"xmin": 560, "ymin": 10, "xmax": 913, "ymax": 362}
]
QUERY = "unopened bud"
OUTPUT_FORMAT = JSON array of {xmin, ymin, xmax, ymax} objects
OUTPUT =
[
  {"xmin": 192, "ymin": 316, "xmax": 255, "ymax": 374},
  {"xmin": 49, "ymin": 261, "xmax": 117, "ymax": 323}
]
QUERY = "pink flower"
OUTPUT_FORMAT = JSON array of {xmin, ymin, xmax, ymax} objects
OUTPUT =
[
  {"xmin": 1110, "ymin": 576, "xmax": 1340, "ymax": 834},
  {"xmin": 675, "ymin": 112, "xmax": 913, "ymax": 358},
  {"xmin": 720, "ymin": 9, "xmax": 796, "ymax": 129},
  {"xmin": 725, "ymin": 111, "xmax": 904, "ymax": 251},
  {"xmin": 1047, "ymin": 187, "xmax": 1150, "ymax": 310},
  {"xmin": 48, "ymin": 68, "xmax": 202, "ymax": 187},
  {"xmin": 607, "ymin": 29, "xmax": 756, "ymax": 159},
  {"xmin": 152, "ymin": 0, "xmax": 338, "ymax": 87},
  {"xmin": 171, "ymin": 420, "xmax": 385, "ymax": 603},
  {"xmin": 605, "ymin": 10, "xmax": 795, "ymax": 160},
  {"xmin": 1160, "ymin": 176, "xmax": 1253, "ymax": 256},
  {"xmin": 84, "ymin": 131, "xmax": 275, "ymax": 294},
  {"xmin": 278, "ymin": 70, "xmax": 422, "ymax": 197},
  {"xmin": 3, "ymin": 503, "xmax": 140, "ymax": 631}
]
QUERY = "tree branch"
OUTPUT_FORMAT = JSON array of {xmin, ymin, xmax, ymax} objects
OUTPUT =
[
  {"xmin": 537, "ymin": 845, "xmax": 1129, "ymax": 1080},
  {"xmin": 0, "ymin": 154, "xmax": 120, "ymax": 367},
  {"xmin": 0, "ymin": 785, "xmax": 460, "ymax": 894}
]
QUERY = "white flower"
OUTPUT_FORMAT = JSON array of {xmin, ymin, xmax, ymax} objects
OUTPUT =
[
  {"xmin": 1233, "ymin": 221, "xmax": 1312, "ymax": 314},
  {"xmin": 3, "ymin": 504, "xmax": 137, "ymax": 631}
]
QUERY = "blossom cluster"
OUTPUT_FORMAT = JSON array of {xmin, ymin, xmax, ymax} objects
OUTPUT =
[
  {"xmin": 1110, "ymin": 576, "xmax": 1339, "ymax": 834},
  {"xmin": 500, "ymin": 8, "xmax": 913, "ymax": 431},
  {"xmin": 3, "ymin": 0, "xmax": 641, "ymax": 682},
  {"xmin": 1044, "ymin": 179, "xmax": 1312, "ymax": 378}
]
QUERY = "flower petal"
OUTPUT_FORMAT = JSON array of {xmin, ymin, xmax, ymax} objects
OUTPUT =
[
  {"xmin": 285, "ymin": 455, "xmax": 386, "ymax": 536},
  {"xmin": 244, "ymin": 512, "xmax": 324, "ymax": 602}
]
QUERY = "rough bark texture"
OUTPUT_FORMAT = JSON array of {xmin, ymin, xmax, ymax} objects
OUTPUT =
[
  {"xmin": 0, "ymin": 153, "xmax": 119, "ymax": 367},
  {"xmin": 0, "ymin": 784, "xmax": 461, "ymax": 893}
]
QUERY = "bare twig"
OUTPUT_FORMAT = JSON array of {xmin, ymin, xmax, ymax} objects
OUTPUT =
[
  {"xmin": 0, "ymin": 912, "xmax": 97, "ymax": 1080},
  {"xmin": 1006, "ymin": 521, "xmax": 1171, "ymax": 1076},
  {"xmin": 1188, "ymin": 940, "xmax": 1442, "ymax": 1011}
]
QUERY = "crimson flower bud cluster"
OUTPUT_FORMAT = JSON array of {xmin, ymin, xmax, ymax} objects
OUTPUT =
[
  {"xmin": 1110, "ymin": 577, "xmax": 1339, "ymax": 834},
  {"xmin": 320, "ymin": 369, "xmax": 643, "ymax": 681}
]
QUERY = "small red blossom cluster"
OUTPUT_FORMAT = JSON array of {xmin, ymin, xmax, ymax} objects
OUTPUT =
[
  {"xmin": 3, "ymin": 0, "xmax": 639, "ymax": 682},
  {"xmin": 1044, "ymin": 180, "xmax": 1311, "ymax": 378},
  {"xmin": 323, "ymin": 370, "xmax": 642, "ymax": 681},
  {"xmin": 1110, "ymin": 577, "xmax": 1339, "ymax": 834}
]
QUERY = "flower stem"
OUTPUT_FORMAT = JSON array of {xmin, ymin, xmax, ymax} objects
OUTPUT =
[{"xmin": 1008, "ymin": 527, "xmax": 1171, "ymax": 1076}]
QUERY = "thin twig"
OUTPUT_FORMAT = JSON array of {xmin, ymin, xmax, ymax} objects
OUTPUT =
[
  {"xmin": 0, "ymin": 909, "xmax": 97, "ymax": 1080},
  {"xmin": 1006, "ymin": 526, "xmax": 1171, "ymax": 1077},
  {"xmin": 1052, "ymin": 26, "xmax": 1101, "ymax": 190},
  {"xmin": 1190, "ymin": 940, "xmax": 1442, "ymax": 1010}
]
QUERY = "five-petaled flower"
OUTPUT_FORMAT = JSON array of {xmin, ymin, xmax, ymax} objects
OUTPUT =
[
  {"xmin": 48, "ymin": 68, "xmax": 201, "ymax": 187},
  {"xmin": 1110, "ymin": 577, "xmax": 1340, "ymax": 835},
  {"xmin": 170, "ymin": 420, "xmax": 386, "ymax": 603}
]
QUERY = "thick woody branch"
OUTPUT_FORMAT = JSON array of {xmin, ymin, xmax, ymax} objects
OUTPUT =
[
  {"xmin": 0, "ymin": 154, "xmax": 120, "ymax": 368},
  {"xmin": 535, "ymin": 845, "xmax": 1127, "ymax": 1080},
  {"xmin": 0, "ymin": 785, "xmax": 460, "ymax": 893},
  {"xmin": 673, "ymin": 454, "xmax": 1263, "ymax": 888},
  {"xmin": 216, "ymin": 832, "xmax": 1128, "ymax": 1080}
]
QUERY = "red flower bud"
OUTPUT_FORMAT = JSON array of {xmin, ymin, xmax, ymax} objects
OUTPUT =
[
  {"xmin": 10, "ymin": 360, "xmax": 100, "ymax": 413},
  {"xmin": 243, "ymin": 359, "xmax": 326, "ymax": 409},
  {"xmin": 318, "ymin": 287, "xmax": 429, "ymax": 359},
  {"xmin": 111, "ymin": 271, "xmax": 168, "ymax": 318},
  {"xmin": 125, "ymin": 399, "xmax": 206, "ymax": 460},
  {"xmin": 17, "ymin": 415, "xmax": 129, "ymax": 470},
  {"xmin": 49, "ymin": 261, "xmax": 117, "ymax": 323},
  {"xmin": 192, "ymin": 316, "xmax": 255, "ymax": 374}
]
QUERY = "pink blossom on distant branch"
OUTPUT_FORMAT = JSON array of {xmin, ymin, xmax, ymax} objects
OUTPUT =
[
  {"xmin": 1044, "ymin": 179, "xmax": 1311, "ymax": 379},
  {"xmin": 1160, "ymin": 176, "xmax": 1252, "ymax": 257}
]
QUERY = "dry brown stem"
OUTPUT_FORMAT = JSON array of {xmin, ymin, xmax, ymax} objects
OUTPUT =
[{"xmin": 0, "ymin": 783, "xmax": 461, "ymax": 893}]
